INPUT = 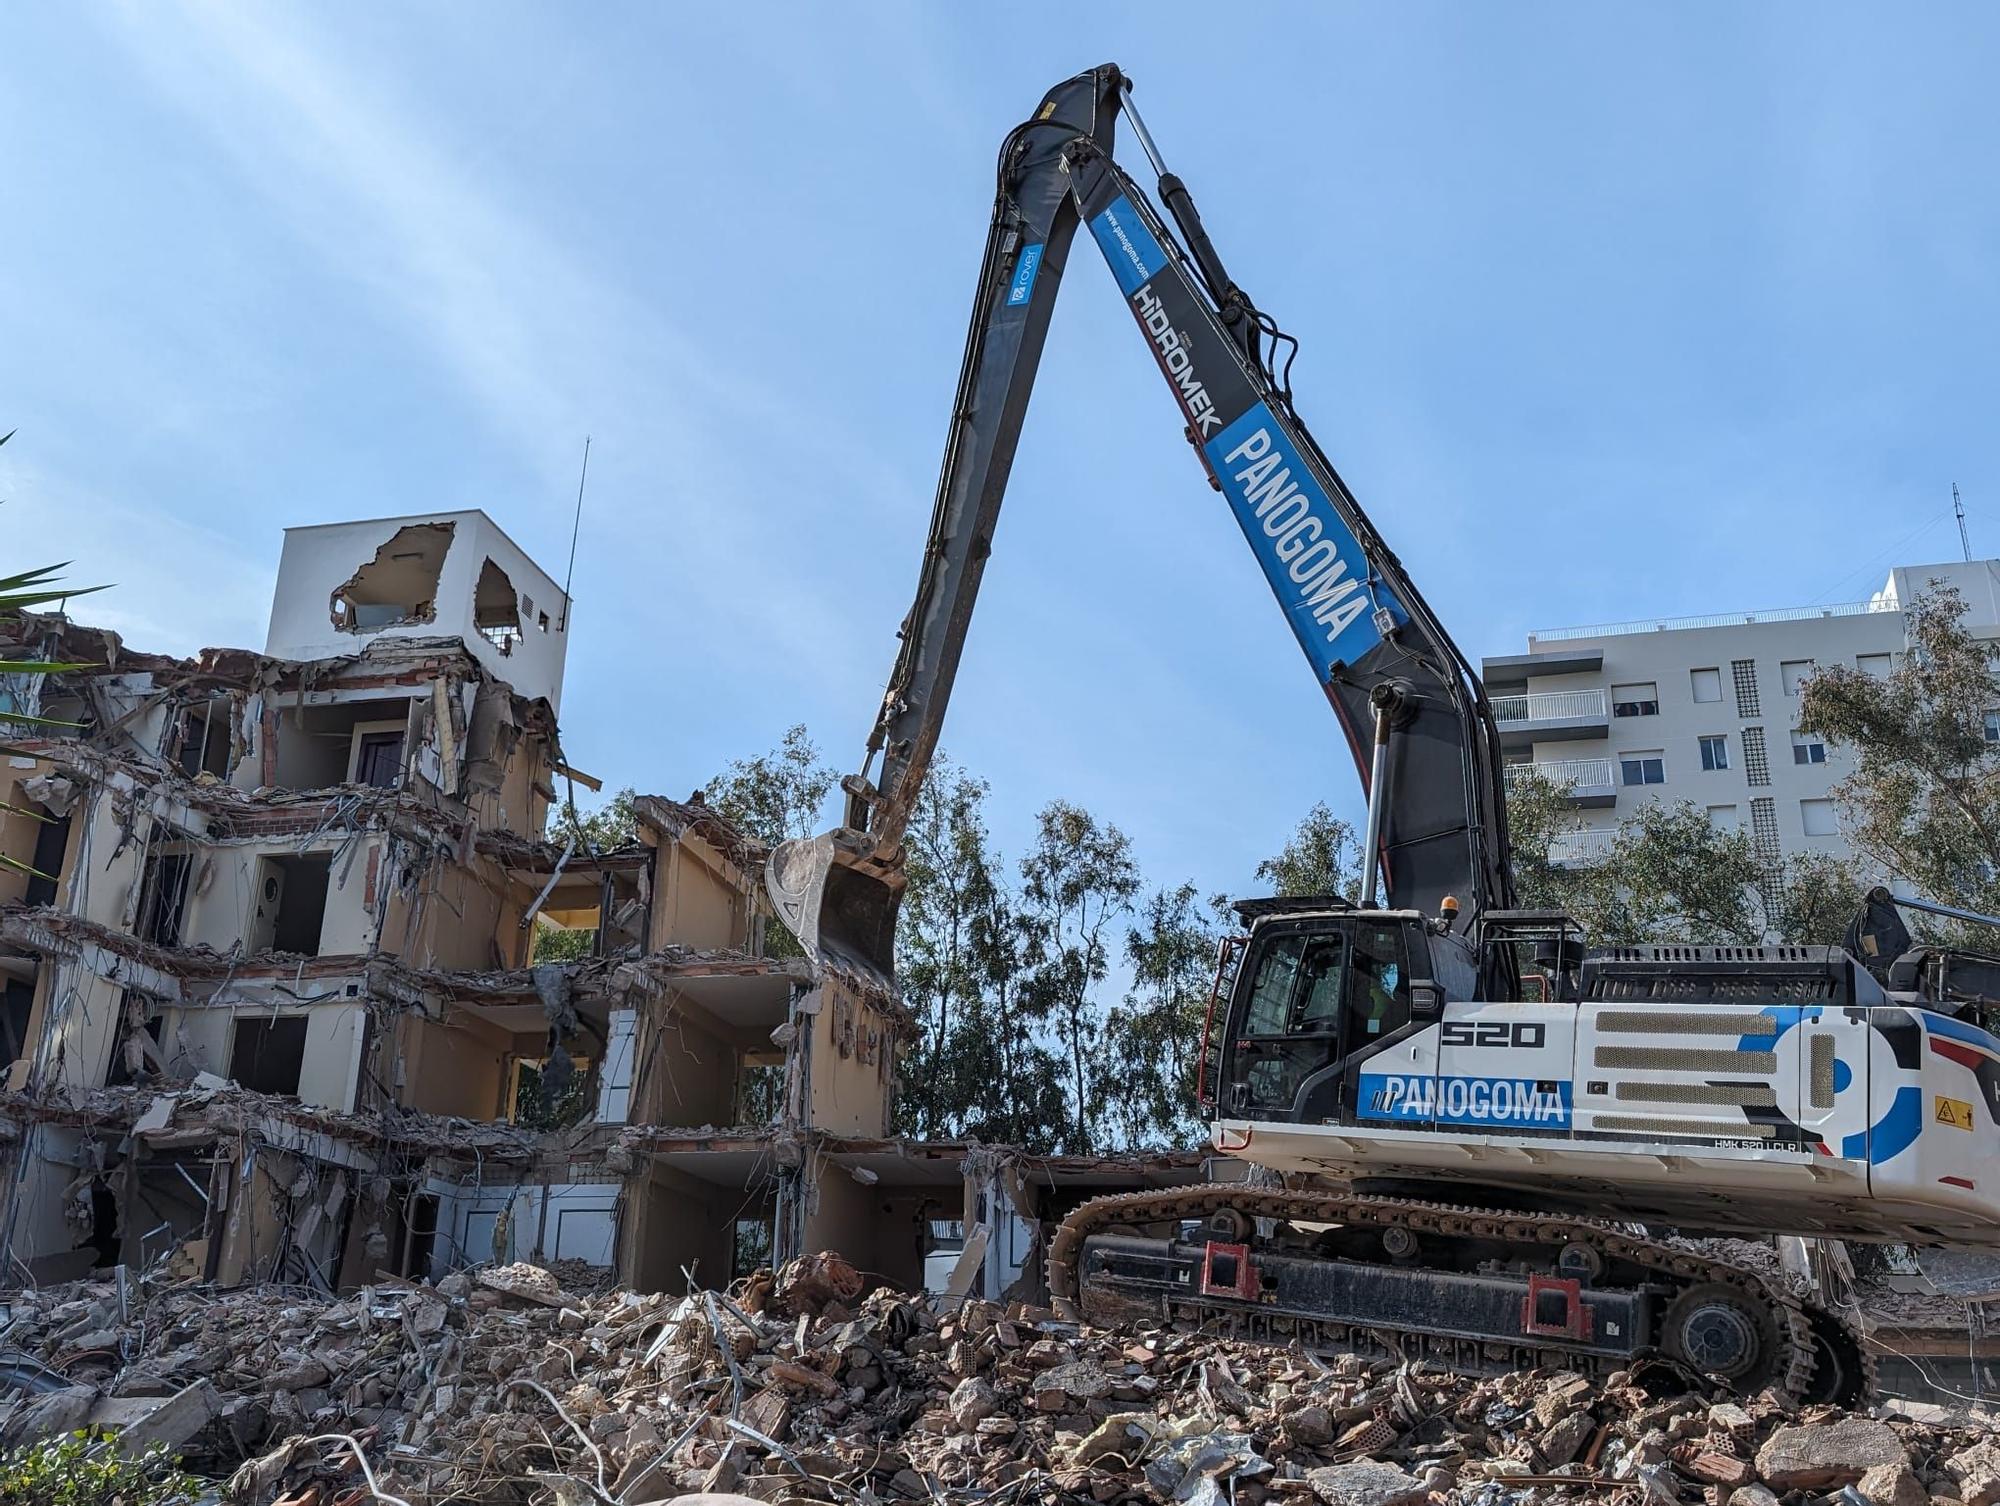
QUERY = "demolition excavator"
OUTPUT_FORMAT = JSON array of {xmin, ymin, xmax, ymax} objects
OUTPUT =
[{"xmin": 768, "ymin": 64, "xmax": 2000, "ymax": 1404}]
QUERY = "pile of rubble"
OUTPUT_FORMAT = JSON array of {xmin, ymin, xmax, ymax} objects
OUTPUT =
[{"xmin": 0, "ymin": 1254, "xmax": 1995, "ymax": 1505}]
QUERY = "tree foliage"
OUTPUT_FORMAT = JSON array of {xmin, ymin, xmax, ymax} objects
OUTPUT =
[
  {"xmin": 1255, "ymin": 802, "xmax": 1363, "ymax": 900},
  {"xmin": 895, "ymin": 759, "xmax": 1008, "ymax": 1141},
  {"xmin": 702, "ymin": 724, "xmax": 837, "ymax": 846},
  {"xmin": 0, "ymin": 1429, "xmax": 198, "ymax": 1506},
  {"xmin": 1800, "ymin": 584, "xmax": 2000, "ymax": 929},
  {"xmin": 546, "ymin": 785, "xmax": 639, "ymax": 853},
  {"xmin": 1102, "ymin": 883, "xmax": 1229, "ymax": 1148},
  {"xmin": 1018, "ymin": 801, "xmax": 1140, "ymax": 1153}
]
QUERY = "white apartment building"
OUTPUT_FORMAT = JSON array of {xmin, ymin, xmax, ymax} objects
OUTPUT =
[{"xmin": 1482, "ymin": 559, "xmax": 2000, "ymax": 873}]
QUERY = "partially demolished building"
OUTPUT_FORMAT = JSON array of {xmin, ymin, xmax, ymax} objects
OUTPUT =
[{"xmin": 0, "ymin": 510, "xmax": 1187, "ymax": 1299}]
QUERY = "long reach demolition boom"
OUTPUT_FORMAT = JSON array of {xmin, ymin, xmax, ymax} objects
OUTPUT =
[{"xmin": 769, "ymin": 65, "xmax": 2000, "ymax": 1404}]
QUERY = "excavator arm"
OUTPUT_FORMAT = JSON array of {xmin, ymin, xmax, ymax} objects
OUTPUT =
[{"xmin": 768, "ymin": 64, "xmax": 1516, "ymax": 995}]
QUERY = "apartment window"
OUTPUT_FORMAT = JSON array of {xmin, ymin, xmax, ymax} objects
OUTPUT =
[
  {"xmin": 1732, "ymin": 660, "xmax": 1760, "ymax": 718},
  {"xmin": 1741, "ymin": 727, "xmax": 1771, "ymax": 786},
  {"xmin": 1620, "ymin": 751, "xmax": 1665, "ymax": 787},
  {"xmin": 1801, "ymin": 798, "xmax": 1839, "ymax": 837},
  {"xmin": 1986, "ymin": 711, "xmax": 2000, "ymax": 744},
  {"xmin": 1707, "ymin": 804, "xmax": 1740, "ymax": 831},
  {"xmin": 1612, "ymin": 683, "xmax": 1660, "ymax": 718},
  {"xmin": 1856, "ymin": 653, "xmax": 1894, "ymax": 679},
  {"xmin": 1691, "ymin": 668, "xmax": 1723, "ymax": 704},
  {"xmin": 1781, "ymin": 660, "xmax": 1814, "ymax": 697},
  {"xmin": 1791, "ymin": 729, "xmax": 1827, "ymax": 765},
  {"xmin": 1699, "ymin": 735, "xmax": 1729, "ymax": 771}
]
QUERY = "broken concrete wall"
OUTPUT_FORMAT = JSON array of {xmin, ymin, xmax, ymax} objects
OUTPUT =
[
  {"xmin": 394, "ymin": 1010, "xmax": 516, "ymax": 1121},
  {"xmin": 388, "ymin": 851, "xmax": 523, "ymax": 972},
  {"xmin": 646, "ymin": 825, "xmax": 757, "ymax": 953},
  {"xmin": 0, "ymin": 755, "xmax": 54, "ymax": 910},
  {"xmin": 802, "ymin": 1170, "xmax": 931, "ymax": 1294},
  {"xmin": 633, "ymin": 1002, "xmax": 740, "ymax": 1129},
  {"xmin": 626, "ymin": 1159, "xmax": 764, "ymax": 1294},
  {"xmin": 5, "ymin": 1125, "xmax": 104, "ymax": 1282},
  {"xmin": 803, "ymin": 977, "xmax": 896, "ymax": 1137},
  {"xmin": 264, "ymin": 513, "xmax": 571, "ymax": 712}
]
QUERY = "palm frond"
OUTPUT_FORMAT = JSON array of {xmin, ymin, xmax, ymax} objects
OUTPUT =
[
  {"xmin": 0, "ymin": 583, "xmax": 109, "ymax": 613},
  {"xmin": 0, "ymin": 852, "xmax": 54, "ymax": 882},
  {"xmin": 0, "ymin": 565, "xmax": 70, "ymax": 593}
]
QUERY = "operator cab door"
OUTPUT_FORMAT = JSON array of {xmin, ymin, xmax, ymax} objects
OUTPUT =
[{"xmin": 1222, "ymin": 917, "xmax": 1423, "ymax": 1125}]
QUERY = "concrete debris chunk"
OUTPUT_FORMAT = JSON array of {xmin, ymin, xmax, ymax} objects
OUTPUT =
[
  {"xmin": 947, "ymin": 1375, "xmax": 997, "ymax": 1432},
  {"xmin": 1755, "ymin": 1415, "xmax": 1906, "ymax": 1490},
  {"xmin": 1858, "ymin": 1459, "xmax": 1930, "ymax": 1506},
  {"xmin": 1948, "ymin": 1440, "xmax": 2000, "ymax": 1506},
  {"xmin": 1306, "ymin": 1460, "xmax": 1429, "ymax": 1506}
]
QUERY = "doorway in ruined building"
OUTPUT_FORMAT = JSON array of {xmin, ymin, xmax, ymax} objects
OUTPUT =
[
  {"xmin": 0, "ymin": 980, "xmax": 32, "ymax": 1067},
  {"xmin": 228, "ymin": 1014, "xmax": 309, "ymax": 1094},
  {"xmin": 732, "ymin": 1217, "xmax": 773, "ymax": 1280},
  {"xmin": 135, "ymin": 849, "xmax": 192, "ymax": 947},
  {"xmin": 106, "ymin": 991, "xmax": 166, "ymax": 1086},
  {"xmin": 354, "ymin": 729, "xmax": 406, "ymax": 789},
  {"xmin": 251, "ymin": 854, "xmax": 333, "ymax": 955},
  {"xmin": 175, "ymin": 698, "xmax": 233, "ymax": 779},
  {"xmin": 22, "ymin": 813, "xmax": 68, "ymax": 906}
]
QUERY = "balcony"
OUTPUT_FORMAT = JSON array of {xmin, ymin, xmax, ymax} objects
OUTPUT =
[
  {"xmin": 1548, "ymin": 827, "xmax": 1617, "ymax": 866},
  {"xmin": 1489, "ymin": 687, "xmax": 1609, "ymax": 749},
  {"xmin": 1505, "ymin": 757, "xmax": 1616, "ymax": 808}
]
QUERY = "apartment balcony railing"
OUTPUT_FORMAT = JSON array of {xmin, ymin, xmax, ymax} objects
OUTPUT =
[
  {"xmin": 1490, "ymin": 687, "xmax": 1609, "ymax": 749},
  {"xmin": 1491, "ymin": 688, "xmax": 1608, "ymax": 724},
  {"xmin": 1531, "ymin": 597, "xmax": 1895, "ymax": 645},
  {"xmin": 1506, "ymin": 757, "xmax": 1616, "ymax": 807},
  {"xmin": 1548, "ymin": 827, "xmax": 1617, "ymax": 865}
]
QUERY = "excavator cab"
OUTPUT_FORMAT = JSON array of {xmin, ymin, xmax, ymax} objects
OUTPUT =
[{"xmin": 1209, "ymin": 899, "xmax": 1442, "ymax": 1125}]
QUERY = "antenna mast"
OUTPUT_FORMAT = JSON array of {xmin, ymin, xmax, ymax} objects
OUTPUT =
[
  {"xmin": 1955, "ymin": 482, "xmax": 1972, "ymax": 563},
  {"xmin": 561, "ymin": 437, "xmax": 590, "ymax": 631}
]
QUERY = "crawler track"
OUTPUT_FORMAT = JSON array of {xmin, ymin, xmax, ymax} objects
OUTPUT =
[{"xmin": 1048, "ymin": 1185, "xmax": 1874, "ymax": 1404}]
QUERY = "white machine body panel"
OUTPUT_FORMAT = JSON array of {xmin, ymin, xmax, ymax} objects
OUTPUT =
[{"xmin": 1218, "ymin": 998, "xmax": 2000, "ymax": 1246}]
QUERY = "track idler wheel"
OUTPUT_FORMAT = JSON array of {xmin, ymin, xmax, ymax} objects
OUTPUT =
[{"xmin": 1661, "ymin": 1282, "xmax": 1783, "ymax": 1392}]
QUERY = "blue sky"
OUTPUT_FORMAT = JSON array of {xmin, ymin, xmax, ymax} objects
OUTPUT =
[{"xmin": 4, "ymin": 2, "xmax": 1996, "ymax": 908}]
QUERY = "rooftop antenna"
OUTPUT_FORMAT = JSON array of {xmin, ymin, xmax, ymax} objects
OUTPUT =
[
  {"xmin": 560, "ymin": 437, "xmax": 590, "ymax": 631},
  {"xmin": 1955, "ymin": 481, "xmax": 1972, "ymax": 563}
]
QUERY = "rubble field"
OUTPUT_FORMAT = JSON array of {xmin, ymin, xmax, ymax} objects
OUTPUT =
[{"xmin": 0, "ymin": 1254, "xmax": 1994, "ymax": 1506}]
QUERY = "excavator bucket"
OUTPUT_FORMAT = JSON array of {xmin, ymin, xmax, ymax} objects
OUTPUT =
[{"xmin": 765, "ymin": 832, "xmax": 903, "ymax": 987}]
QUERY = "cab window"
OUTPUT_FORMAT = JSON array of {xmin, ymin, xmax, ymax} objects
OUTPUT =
[
  {"xmin": 1237, "ymin": 923, "xmax": 1412, "ymax": 1042},
  {"xmin": 1241, "ymin": 931, "xmax": 1348, "ymax": 1036},
  {"xmin": 1349, "ymin": 922, "xmax": 1411, "ymax": 1040}
]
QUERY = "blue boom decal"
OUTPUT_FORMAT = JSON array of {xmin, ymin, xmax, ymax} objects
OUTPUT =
[{"xmin": 1205, "ymin": 408, "xmax": 1403, "ymax": 675}]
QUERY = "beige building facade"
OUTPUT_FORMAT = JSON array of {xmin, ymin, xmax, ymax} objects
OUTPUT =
[{"xmin": 0, "ymin": 512, "xmax": 1166, "ymax": 1301}]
